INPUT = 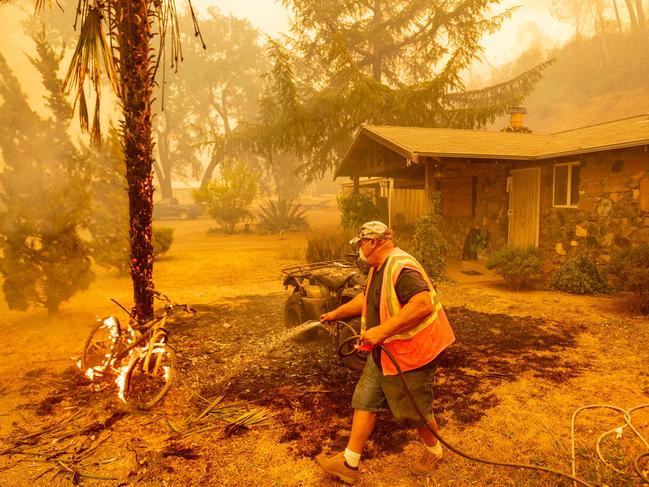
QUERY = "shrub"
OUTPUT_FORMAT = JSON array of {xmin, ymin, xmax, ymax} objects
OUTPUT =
[
  {"xmin": 550, "ymin": 254, "xmax": 609, "ymax": 295},
  {"xmin": 0, "ymin": 37, "xmax": 95, "ymax": 314},
  {"xmin": 607, "ymin": 243, "xmax": 649, "ymax": 313},
  {"xmin": 411, "ymin": 195, "xmax": 447, "ymax": 283},
  {"xmin": 337, "ymin": 191, "xmax": 378, "ymax": 231},
  {"xmin": 194, "ymin": 160, "xmax": 257, "ymax": 233},
  {"xmin": 306, "ymin": 231, "xmax": 355, "ymax": 263},
  {"xmin": 487, "ymin": 245, "xmax": 542, "ymax": 290},
  {"xmin": 257, "ymin": 198, "xmax": 309, "ymax": 233},
  {"xmin": 152, "ymin": 227, "xmax": 174, "ymax": 257}
]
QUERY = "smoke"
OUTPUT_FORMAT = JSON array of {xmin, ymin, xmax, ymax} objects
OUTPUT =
[{"xmin": 0, "ymin": 6, "xmax": 44, "ymax": 119}]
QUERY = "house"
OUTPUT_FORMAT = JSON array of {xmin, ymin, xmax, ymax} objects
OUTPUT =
[{"xmin": 335, "ymin": 113, "xmax": 649, "ymax": 269}]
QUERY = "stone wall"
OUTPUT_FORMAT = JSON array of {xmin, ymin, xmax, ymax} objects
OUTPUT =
[
  {"xmin": 436, "ymin": 161, "xmax": 510, "ymax": 259},
  {"xmin": 538, "ymin": 147, "xmax": 649, "ymax": 270}
]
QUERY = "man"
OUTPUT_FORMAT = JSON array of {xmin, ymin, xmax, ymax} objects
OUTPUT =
[{"xmin": 317, "ymin": 221, "xmax": 455, "ymax": 484}]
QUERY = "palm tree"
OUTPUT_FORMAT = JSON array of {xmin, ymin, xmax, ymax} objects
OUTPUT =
[{"xmin": 1, "ymin": 0, "xmax": 203, "ymax": 320}]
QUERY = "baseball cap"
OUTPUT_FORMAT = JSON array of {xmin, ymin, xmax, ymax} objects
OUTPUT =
[{"xmin": 349, "ymin": 221, "xmax": 390, "ymax": 246}]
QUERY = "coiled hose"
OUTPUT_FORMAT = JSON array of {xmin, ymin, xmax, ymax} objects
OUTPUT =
[{"xmin": 336, "ymin": 334, "xmax": 595, "ymax": 487}]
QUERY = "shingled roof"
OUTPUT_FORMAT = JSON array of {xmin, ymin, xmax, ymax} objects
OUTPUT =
[{"xmin": 335, "ymin": 114, "xmax": 649, "ymax": 178}]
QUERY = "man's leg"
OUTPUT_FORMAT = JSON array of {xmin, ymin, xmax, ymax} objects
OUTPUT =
[
  {"xmin": 417, "ymin": 415, "xmax": 440, "ymax": 447},
  {"xmin": 411, "ymin": 415, "xmax": 444, "ymax": 476},
  {"xmin": 347, "ymin": 409, "xmax": 377, "ymax": 453},
  {"xmin": 316, "ymin": 410, "xmax": 376, "ymax": 484},
  {"xmin": 382, "ymin": 365, "xmax": 443, "ymax": 476},
  {"xmin": 317, "ymin": 355, "xmax": 386, "ymax": 484}
]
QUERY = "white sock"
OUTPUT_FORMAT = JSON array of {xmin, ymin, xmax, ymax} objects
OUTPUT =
[
  {"xmin": 424, "ymin": 441, "xmax": 443, "ymax": 458},
  {"xmin": 344, "ymin": 448, "xmax": 361, "ymax": 468}
]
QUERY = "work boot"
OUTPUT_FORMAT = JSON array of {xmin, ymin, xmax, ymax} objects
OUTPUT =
[
  {"xmin": 409, "ymin": 446, "xmax": 444, "ymax": 476},
  {"xmin": 316, "ymin": 453, "xmax": 359, "ymax": 485}
]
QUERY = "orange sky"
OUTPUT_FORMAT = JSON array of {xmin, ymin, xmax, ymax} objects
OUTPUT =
[{"xmin": 195, "ymin": 0, "xmax": 572, "ymax": 67}]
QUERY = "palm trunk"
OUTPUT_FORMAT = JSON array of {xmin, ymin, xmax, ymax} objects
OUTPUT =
[{"xmin": 118, "ymin": 0, "xmax": 155, "ymax": 321}]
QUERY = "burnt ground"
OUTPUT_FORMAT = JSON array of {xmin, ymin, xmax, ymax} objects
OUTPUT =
[
  {"xmin": 167, "ymin": 293, "xmax": 586, "ymax": 458},
  {"xmin": 2, "ymin": 292, "xmax": 589, "ymax": 484}
]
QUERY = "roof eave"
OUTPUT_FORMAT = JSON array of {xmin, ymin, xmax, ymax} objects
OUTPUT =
[
  {"xmin": 538, "ymin": 140, "xmax": 649, "ymax": 159},
  {"xmin": 334, "ymin": 125, "xmax": 414, "ymax": 179},
  {"xmin": 413, "ymin": 151, "xmax": 536, "ymax": 161}
]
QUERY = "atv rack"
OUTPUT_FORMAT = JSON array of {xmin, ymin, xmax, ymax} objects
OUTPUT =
[{"xmin": 280, "ymin": 260, "xmax": 357, "ymax": 279}]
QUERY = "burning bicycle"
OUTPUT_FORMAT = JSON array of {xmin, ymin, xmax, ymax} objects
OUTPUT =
[{"xmin": 78, "ymin": 289, "xmax": 195, "ymax": 410}]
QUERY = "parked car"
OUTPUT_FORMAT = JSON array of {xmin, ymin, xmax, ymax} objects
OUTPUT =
[{"xmin": 153, "ymin": 197, "xmax": 202, "ymax": 220}]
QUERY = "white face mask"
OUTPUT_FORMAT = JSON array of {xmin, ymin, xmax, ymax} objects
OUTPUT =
[
  {"xmin": 358, "ymin": 247, "xmax": 368, "ymax": 262},
  {"xmin": 358, "ymin": 239, "xmax": 375, "ymax": 262}
]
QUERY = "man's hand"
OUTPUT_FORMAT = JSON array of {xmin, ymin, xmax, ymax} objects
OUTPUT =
[
  {"xmin": 360, "ymin": 326, "xmax": 388, "ymax": 348},
  {"xmin": 320, "ymin": 311, "xmax": 337, "ymax": 323}
]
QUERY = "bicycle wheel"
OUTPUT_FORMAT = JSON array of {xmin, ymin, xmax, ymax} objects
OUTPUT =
[
  {"xmin": 123, "ymin": 344, "xmax": 177, "ymax": 410},
  {"xmin": 80, "ymin": 316, "xmax": 122, "ymax": 375}
]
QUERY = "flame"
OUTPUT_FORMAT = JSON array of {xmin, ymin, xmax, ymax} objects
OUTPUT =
[
  {"xmin": 79, "ymin": 316, "xmax": 175, "ymax": 405},
  {"xmin": 116, "ymin": 363, "xmax": 129, "ymax": 403},
  {"xmin": 115, "ymin": 346, "xmax": 146, "ymax": 403},
  {"xmin": 77, "ymin": 316, "xmax": 123, "ymax": 382},
  {"xmin": 114, "ymin": 347, "xmax": 171, "ymax": 404}
]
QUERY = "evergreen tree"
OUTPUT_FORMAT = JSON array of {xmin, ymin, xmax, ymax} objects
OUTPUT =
[
  {"xmin": 254, "ymin": 0, "xmax": 553, "ymax": 179},
  {"xmin": 0, "ymin": 28, "xmax": 94, "ymax": 314}
]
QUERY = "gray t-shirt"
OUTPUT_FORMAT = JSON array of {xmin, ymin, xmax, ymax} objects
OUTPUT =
[{"xmin": 365, "ymin": 263, "xmax": 429, "ymax": 329}]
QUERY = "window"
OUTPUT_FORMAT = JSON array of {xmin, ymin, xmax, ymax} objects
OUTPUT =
[{"xmin": 553, "ymin": 162, "xmax": 580, "ymax": 207}]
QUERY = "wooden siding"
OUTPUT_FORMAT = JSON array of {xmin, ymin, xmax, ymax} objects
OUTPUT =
[{"xmin": 390, "ymin": 189, "xmax": 427, "ymax": 226}]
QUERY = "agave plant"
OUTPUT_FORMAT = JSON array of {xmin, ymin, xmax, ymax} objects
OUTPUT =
[{"xmin": 257, "ymin": 198, "xmax": 309, "ymax": 233}]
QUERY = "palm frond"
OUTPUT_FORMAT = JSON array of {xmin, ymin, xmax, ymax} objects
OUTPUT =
[{"xmin": 62, "ymin": 6, "xmax": 119, "ymax": 144}]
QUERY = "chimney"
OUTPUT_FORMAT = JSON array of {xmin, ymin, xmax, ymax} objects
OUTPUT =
[
  {"xmin": 501, "ymin": 106, "xmax": 531, "ymax": 133},
  {"xmin": 508, "ymin": 106, "xmax": 527, "ymax": 128}
]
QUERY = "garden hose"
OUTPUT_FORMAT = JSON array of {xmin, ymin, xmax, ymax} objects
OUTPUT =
[{"xmin": 336, "ymin": 335, "xmax": 595, "ymax": 486}]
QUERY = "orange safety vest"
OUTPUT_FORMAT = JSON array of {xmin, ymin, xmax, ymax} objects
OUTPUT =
[{"xmin": 361, "ymin": 248, "xmax": 455, "ymax": 376}]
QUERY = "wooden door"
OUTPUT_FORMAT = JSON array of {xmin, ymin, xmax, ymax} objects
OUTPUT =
[{"xmin": 508, "ymin": 168, "xmax": 540, "ymax": 247}]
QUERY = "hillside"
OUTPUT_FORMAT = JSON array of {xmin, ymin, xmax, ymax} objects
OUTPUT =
[{"xmin": 489, "ymin": 32, "xmax": 649, "ymax": 133}]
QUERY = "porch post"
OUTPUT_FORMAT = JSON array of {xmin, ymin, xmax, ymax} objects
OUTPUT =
[
  {"xmin": 388, "ymin": 178, "xmax": 394, "ymax": 228},
  {"xmin": 424, "ymin": 159, "xmax": 431, "ymax": 210}
]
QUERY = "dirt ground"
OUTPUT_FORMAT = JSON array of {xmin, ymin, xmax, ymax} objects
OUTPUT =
[{"xmin": 0, "ymin": 209, "xmax": 648, "ymax": 486}]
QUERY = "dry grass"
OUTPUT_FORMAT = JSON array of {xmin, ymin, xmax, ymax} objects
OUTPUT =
[{"xmin": 0, "ymin": 209, "xmax": 647, "ymax": 486}]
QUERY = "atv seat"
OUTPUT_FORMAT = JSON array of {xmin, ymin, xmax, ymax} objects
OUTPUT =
[{"xmin": 314, "ymin": 272, "xmax": 356, "ymax": 291}]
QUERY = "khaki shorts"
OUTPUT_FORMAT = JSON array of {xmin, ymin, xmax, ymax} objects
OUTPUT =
[{"xmin": 351, "ymin": 353, "xmax": 435, "ymax": 428}]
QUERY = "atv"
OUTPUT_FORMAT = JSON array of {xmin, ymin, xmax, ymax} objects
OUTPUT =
[{"xmin": 281, "ymin": 259, "xmax": 368, "ymax": 367}]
